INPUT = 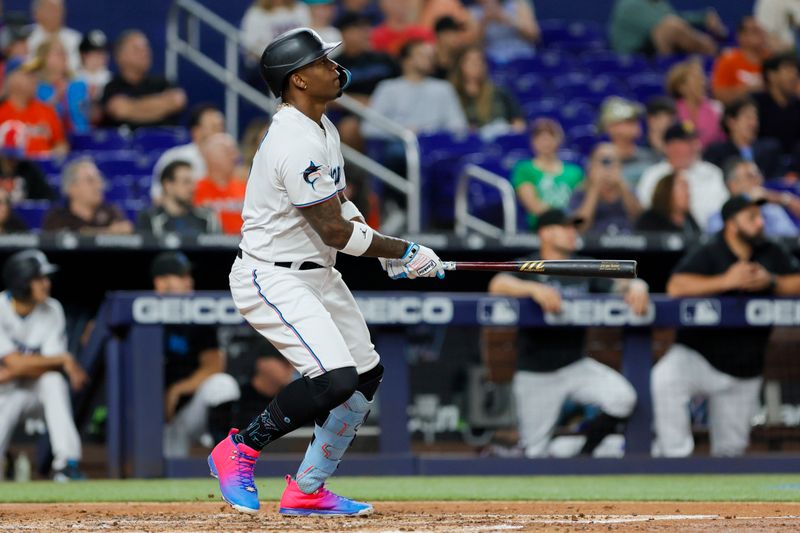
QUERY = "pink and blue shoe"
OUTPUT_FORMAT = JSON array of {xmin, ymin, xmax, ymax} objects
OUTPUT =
[
  {"xmin": 208, "ymin": 429, "xmax": 260, "ymax": 514},
  {"xmin": 279, "ymin": 475, "xmax": 373, "ymax": 516}
]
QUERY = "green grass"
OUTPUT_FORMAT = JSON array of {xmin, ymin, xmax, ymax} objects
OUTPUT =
[{"xmin": 2, "ymin": 475, "xmax": 800, "ymax": 503}]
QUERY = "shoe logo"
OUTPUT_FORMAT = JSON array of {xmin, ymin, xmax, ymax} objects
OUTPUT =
[
  {"xmin": 246, "ymin": 487, "xmax": 256, "ymax": 492},
  {"xmin": 360, "ymin": 228, "xmax": 367, "ymax": 238}
]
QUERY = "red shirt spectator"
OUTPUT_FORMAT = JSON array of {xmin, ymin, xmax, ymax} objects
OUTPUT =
[
  {"xmin": 370, "ymin": 0, "xmax": 435, "ymax": 56},
  {"xmin": 194, "ymin": 133, "xmax": 246, "ymax": 234},
  {"xmin": 0, "ymin": 58, "xmax": 67, "ymax": 156},
  {"xmin": 711, "ymin": 17, "xmax": 770, "ymax": 104}
]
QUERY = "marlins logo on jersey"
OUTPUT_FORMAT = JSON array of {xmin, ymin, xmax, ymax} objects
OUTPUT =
[{"xmin": 302, "ymin": 161, "xmax": 325, "ymax": 190}]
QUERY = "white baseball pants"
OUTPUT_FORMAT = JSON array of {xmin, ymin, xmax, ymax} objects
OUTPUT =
[
  {"xmin": 229, "ymin": 256, "xmax": 380, "ymax": 379},
  {"xmin": 651, "ymin": 343, "xmax": 762, "ymax": 457},
  {"xmin": 163, "ymin": 372, "xmax": 241, "ymax": 458},
  {"xmin": 0, "ymin": 372, "xmax": 82, "ymax": 471},
  {"xmin": 512, "ymin": 357, "xmax": 637, "ymax": 458}
]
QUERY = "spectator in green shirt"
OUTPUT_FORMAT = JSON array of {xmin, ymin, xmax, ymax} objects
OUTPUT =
[
  {"xmin": 609, "ymin": 0, "xmax": 727, "ymax": 56},
  {"xmin": 511, "ymin": 118, "xmax": 584, "ymax": 230}
]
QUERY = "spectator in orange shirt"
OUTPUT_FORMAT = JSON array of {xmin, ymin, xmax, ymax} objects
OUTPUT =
[
  {"xmin": 711, "ymin": 17, "xmax": 770, "ymax": 105},
  {"xmin": 417, "ymin": 0, "xmax": 479, "ymax": 46},
  {"xmin": 194, "ymin": 133, "xmax": 246, "ymax": 235},
  {"xmin": 0, "ymin": 58, "xmax": 68, "ymax": 156},
  {"xmin": 371, "ymin": 0, "xmax": 435, "ymax": 57}
]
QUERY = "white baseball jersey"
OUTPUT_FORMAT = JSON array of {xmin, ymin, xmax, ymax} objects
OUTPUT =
[
  {"xmin": 0, "ymin": 291, "xmax": 68, "ymax": 392},
  {"xmin": 240, "ymin": 105, "xmax": 346, "ymax": 267}
]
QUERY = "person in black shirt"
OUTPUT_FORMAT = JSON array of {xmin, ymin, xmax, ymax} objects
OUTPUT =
[
  {"xmin": 488, "ymin": 209, "xmax": 649, "ymax": 457},
  {"xmin": 136, "ymin": 160, "xmax": 221, "ymax": 237},
  {"xmin": 101, "ymin": 30, "xmax": 187, "ymax": 129},
  {"xmin": 653, "ymin": 195, "xmax": 800, "ymax": 457},
  {"xmin": 703, "ymin": 97, "xmax": 782, "ymax": 179},
  {"xmin": 333, "ymin": 12, "xmax": 400, "ymax": 151},
  {"xmin": 0, "ymin": 189, "xmax": 29, "ymax": 233},
  {"xmin": 752, "ymin": 52, "xmax": 800, "ymax": 168},
  {"xmin": 155, "ymin": 252, "xmax": 240, "ymax": 458},
  {"xmin": 233, "ymin": 352, "xmax": 295, "ymax": 430},
  {"xmin": 432, "ymin": 16, "xmax": 466, "ymax": 80}
]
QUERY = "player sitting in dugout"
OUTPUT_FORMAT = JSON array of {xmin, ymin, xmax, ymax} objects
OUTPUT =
[
  {"xmin": 653, "ymin": 195, "xmax": 800, "ymax": 457},
  {"xmin": 488, "ymin": 209, "xmax": 650, "ymax": 458},
  {"xmin": 152, "ymin": 252, "xmax": 241, "ymax": 459},
  {"xmin": 0, "ymin": 250, "xmax": 88, "ymax": 481}
]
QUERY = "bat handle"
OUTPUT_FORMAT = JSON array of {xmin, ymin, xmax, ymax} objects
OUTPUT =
[{"xmin": 442, "ymin": 261, "xmax": 457, "ymax": 271}]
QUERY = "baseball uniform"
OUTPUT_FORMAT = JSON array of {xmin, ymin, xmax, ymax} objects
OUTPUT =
[
  {"xmin": 0, "ymin": 291, "xmax": 82, "ymax": 471},
  {"xmin": 229, "ymin": 104, "xmax": 380, "ymax": 379}
]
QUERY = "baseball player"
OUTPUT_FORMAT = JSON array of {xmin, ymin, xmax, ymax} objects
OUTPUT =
[
  {"xmin": 0, "ymin": 249, "xmax": 88, "ymax": 481},
  {"xmin": 208, "ymin": 28, "xmax": 445, "ymax": 515}
]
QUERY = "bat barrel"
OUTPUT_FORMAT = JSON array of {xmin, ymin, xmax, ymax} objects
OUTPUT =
[{"xmin": 443, "ymin": 260, "xmax": 638, "ymax": 279}]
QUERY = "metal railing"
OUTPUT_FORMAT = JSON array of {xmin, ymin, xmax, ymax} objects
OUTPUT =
[
  {"xmin": 454, "ymin": 164, "xmax": 518, "ymax": 238},
  {"xmin": 165, "ymin": 0, "xmax": 421, "ymax": 232}
]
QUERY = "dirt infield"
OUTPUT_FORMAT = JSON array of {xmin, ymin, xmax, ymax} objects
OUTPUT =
[{"xmin": 1, "ymin": 501, "xmax": 799, "ymax": 532}]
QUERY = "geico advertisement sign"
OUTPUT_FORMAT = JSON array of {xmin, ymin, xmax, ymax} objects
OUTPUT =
[
  {"xmin": 746, "ymin": 299, "xmax": 800, "ymax": 326},
  {"xmin": 133, "ymin": 297, "xmax": 242, "ymax": 324},
  {"xmin": 355, "ymin": 297, "xmax": 454, "ymax": 324},
  {"xmin": 543, "ymin": 299, "xmax": 655, "ymax": 326}
]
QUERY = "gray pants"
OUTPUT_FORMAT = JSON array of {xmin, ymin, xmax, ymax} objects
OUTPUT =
[
  {"xmin": 652, "ymin": 343, "xmax": 762, "ymax": 457},
  {"xmin": 0, "ymin": 372, "xmax": 82, "ymax": 471},
  {"xmin": 513, "ymin": 358, "xmax": 637, "ymax": 458},
  {"xmin": 163, "ymin": 373, "xmax": 240, "ymax": 458}
]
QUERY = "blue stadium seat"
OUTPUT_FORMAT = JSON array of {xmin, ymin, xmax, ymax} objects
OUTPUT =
[
  {"xmin": 489, "ymin": 133, "xmax": 530, "ymax": 154},
  {"xmin": 69, "ymin": 129, "xmax": 129, "ymax": 151},
  {"xmin": 628, "ymin": 73, "xmax": 666, "ymax": 102},
  {"xmin": 33, "ymin": 157, "xmax": 64, "ymax": 176},
  {"xmin": 523, "ymin": 98, "xmax": 564, "ymax": 121},
  {"xmin": 540, "ymin": 20, "xmax": 603, "ymax": 46},
  {"xmin": 131, "ymin": 127, "xmax": 190, "ymax": 154},
  {"xmin": 15, "ymin": 200, "xmax": 50, "ymax": 229},
  {"xmin": 582, "ymin": 53, "xmax": 649, "ymax": 77},
  {"xmin": 566, "ymin": 124, "xmax": 598, "ymax": 155}
]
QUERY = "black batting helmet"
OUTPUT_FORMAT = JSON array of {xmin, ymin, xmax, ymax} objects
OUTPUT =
[
  {"xmin": 259, "ymin": 28, "xmax": 351, "ymax": 98},
  {"xmin": 2, "ymin": 249, "xmax": 58, "ymax": 300}
]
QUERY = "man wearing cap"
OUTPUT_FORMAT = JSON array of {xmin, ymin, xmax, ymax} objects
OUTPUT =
[
  {"xmin": 598, "ymin": 97, "xmax": 660, "ymax": 188},
  {"xmin": 0, "ymin": 249, "xmax": 88, "ymax": 481},
  {"xmin": 488, "ymin": 209, "xmax": 648, "ymax": 458},
  {"xmin": 0, "ymin": 58, "xmax": 68, "ymax": 157},
  {"xmin": 636, "ymin": 121, "xmax": 728, "ymax": 230},
  {"xmin": 706, "ymin": 159, "xmax": 799, "ymax": 237},
  {"xmin": 77, "ymin": 30, "xmax": 112, "ymax": 102},
  {"xmin": 153, "ymin": 252, "xmax": 241, "ymax": 458},
  {"xmin": 654, "ymin": 195, "xmax": 800, "ymax": 457}
]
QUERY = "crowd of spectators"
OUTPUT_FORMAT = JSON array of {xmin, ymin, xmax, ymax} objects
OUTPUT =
[{"xmin": 0, "ymin": 0, "xmax": 796, "ymax": 240}]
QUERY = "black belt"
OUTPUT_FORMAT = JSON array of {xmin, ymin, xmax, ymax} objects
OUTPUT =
[{"xmin": 237, "ymin": 248, "xmax": 324, "ymax": 270}]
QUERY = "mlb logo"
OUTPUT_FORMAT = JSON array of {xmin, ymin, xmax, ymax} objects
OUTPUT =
[
  {"xmin": 477, "ymin": 298, "xmax": 519, "ymax": 326},
  {"xmin": 680, "ymin": 299, "xmax": 722, "ymax": 326}
]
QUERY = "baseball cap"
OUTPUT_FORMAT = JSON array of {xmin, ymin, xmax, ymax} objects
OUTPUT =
[
  {"xmin": 721, "ymin": 195, "xmax": 767, "ymax": 222},
  {"xmin": 434, "ymin": 16, "xmax": 464, "ymax": 34},
  {"xmin": 150, "ymin": 252, "xmax": 193, "ymax": 278},
  {"xmin": 3, "ymin": 55, "xmax": 40, "ymax": 77},
  {"xmin": 535, "ymin": 209, "xmax": 584, "ymax": 231},
  {"xmin": 598, "ymin": 97, "xmax": 643, "ymax": 130},
  {"xmin": 663, "ymin": 121, "xmax": 698, "ymax": 143},
  {"xmin": 79, "ymin": 30, "xmax": 108, "ymax": 54},
  {"xmin": 335, "ymin": 11, "xmax": 372, "ymax": 31}
]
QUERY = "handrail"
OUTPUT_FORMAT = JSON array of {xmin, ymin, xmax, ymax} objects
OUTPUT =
[
  {"xmin": 165, "ymin": 0, "xmax": 421, "ymax": 232},
  {"xmin": 455, "ymin": 164, "xmax": 518, "ymax": 238}
]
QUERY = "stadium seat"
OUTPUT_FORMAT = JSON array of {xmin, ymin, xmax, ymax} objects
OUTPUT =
[
  {"xmin": 523, "ymin": 98, "xmax": 564, "ymax": 121},
  {"xmin": 131, "ymin": 127, "xmax": 190, "ymax": 154},
  {"xmin": 69, "ymin": 129, "xmax": 129, "ymax": 151},
  {"xmin": 33, "ymin": 157, "xmax": 64, "ymax": 176},
  {"xmin": 582, "ymin": 53, "xmax": 649, "ymax": 77},
  {"xmin": 15, "ymin": 200, "xmax": 50, "ymax": 229},
  {"xmin": 489, "ymin": 133, "xmax": 530, "ymax": 154}
]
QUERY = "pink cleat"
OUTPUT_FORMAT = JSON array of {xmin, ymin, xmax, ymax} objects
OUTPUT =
[
  {"xmin": 279, "ymin": 475, "xmax": 373, "ymax": 516},
  {"xmin": 208, "ymin": 429, "xmax": 260, "ymax": 514}
]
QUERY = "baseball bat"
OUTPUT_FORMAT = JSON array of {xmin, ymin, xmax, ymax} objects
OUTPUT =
[{"xmin": 440, "ymin": 259, "xmax": 637, "ymax": 279}]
